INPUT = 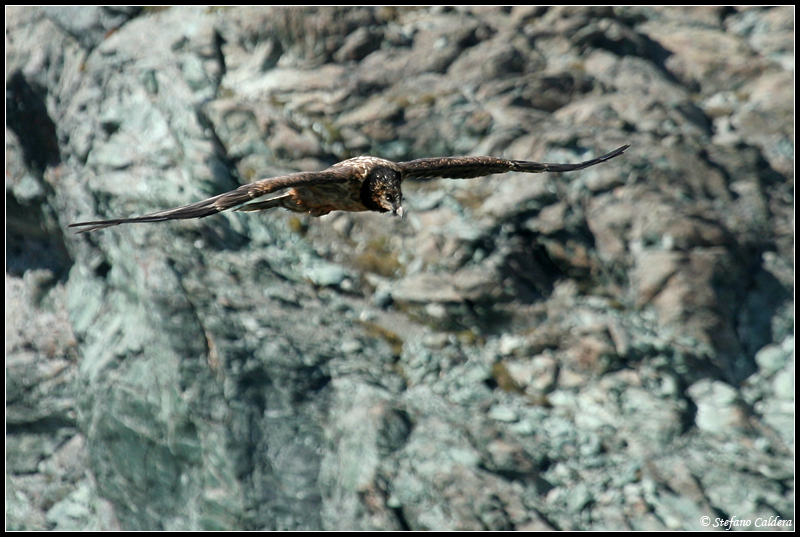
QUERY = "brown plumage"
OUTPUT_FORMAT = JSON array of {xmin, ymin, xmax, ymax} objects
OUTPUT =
[{"xmin": 68, "ymin": 144, "xmax": 629, "ymax": 233}]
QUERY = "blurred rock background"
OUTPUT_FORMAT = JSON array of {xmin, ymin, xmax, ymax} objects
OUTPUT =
[{"xmin": 6, "ymin": 6, "xmax": 793, "ymax": 530}]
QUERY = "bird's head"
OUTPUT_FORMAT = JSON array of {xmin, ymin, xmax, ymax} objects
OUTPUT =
[{"xmin": 361, "ymin": 167, "xmax": 405, "ymax": 217}]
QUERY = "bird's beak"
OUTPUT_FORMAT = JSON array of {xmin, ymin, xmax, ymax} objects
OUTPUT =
[{"xmin": 394, "ymin": 205, "xmax": 406, "ymax": 218}]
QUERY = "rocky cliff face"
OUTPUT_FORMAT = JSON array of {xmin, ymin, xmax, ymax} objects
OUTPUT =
[{"xmin": 7, "ymin": 6, "xmax": 793, "ymax": 531}]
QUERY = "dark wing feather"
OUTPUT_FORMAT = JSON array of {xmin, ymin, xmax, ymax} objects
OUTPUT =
[
  {"xmin": 397, "ymin": 156, "xmax": 520, "ymax": 180},
  {"xmin": 398, "ymin": 144, "xmax": 630, "ymax": 180},
  {"xmin": 68, "ymin": 168, "xmax": 350, "ymax": 233}
]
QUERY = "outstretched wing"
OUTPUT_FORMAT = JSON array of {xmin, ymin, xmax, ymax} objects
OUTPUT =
[
  {"xmin": 397, "ymin": 144, "xmax": 630, "ymax": 180},
  {"xmin": 68, "ymin": 168, "xmax": 350, "ymax": 233}
]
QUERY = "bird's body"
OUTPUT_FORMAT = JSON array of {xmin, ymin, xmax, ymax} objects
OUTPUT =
[
  {"xmin": 68, "ymin": 145, "xmax": 629, "ymax": 233},
  {"xmin": 290, "ymin": 156, "xmax": 400, "ymax": 215}
]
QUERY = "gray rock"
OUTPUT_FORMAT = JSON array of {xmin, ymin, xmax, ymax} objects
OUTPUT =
[{"xmin": 7, "ymin": 6, "xmax": 793, "ymax": 531}]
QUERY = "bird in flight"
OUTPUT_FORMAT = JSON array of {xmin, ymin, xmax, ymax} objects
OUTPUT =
[{"xmin": 69, "ymin": 144, "xmax": 629, "ymax": 233}]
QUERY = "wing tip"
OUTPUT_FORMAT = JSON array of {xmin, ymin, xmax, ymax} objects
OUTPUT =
[
  {"xmin": 67, "ymin": 221, "xmax": 119, "ymax": 234},
  {"xmin": 606, "ymin": 143, "xmax": 631, "ymax": 159}
]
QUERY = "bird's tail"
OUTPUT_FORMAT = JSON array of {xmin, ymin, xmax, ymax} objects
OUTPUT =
[{"xmin": 233, "ymin": 193, "xmax": 294, "ymax": 213}]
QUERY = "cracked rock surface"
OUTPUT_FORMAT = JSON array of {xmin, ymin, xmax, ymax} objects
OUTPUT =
[{"xmin": 7, "ymin": 6, "xmax": 793, "ymax": 531}]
